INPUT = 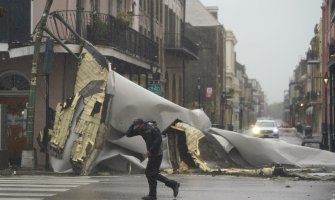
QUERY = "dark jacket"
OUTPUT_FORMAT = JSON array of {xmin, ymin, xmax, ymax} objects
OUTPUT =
[{"xmin": 126, "ymin": 121, "xmax": 163, "ymax": 156}]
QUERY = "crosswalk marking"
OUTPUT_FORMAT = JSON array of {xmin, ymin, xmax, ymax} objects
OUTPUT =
[
  {"xmin": 0, "ymin": 198, "xmax": 43, "ymax": 200},
  {"xmin": 0, "ymin": 188, "xmax": 69, "ymax": 192},
  {"xmin": 0, "ymin": 193, "xmax": 54, "ymax": 197},
  {"xmin": 0, "ymin": 184, "xmax": 77, "ymax": 187},
  {"xmin": 0, "ymin": 180, "xmax": 96, "ymax": 184},
  {"xmin": 0, "ymin": 175, "xmax": 100, "ymax": 200}
]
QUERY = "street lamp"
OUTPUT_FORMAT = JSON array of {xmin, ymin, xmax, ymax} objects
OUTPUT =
[
  {"xmin": 323, "ymin": 74, "xmax": 329, "ymax": 85},
  {"xmin": 322, "ymin": 73, "xmax": 329, "ymax": 150}
]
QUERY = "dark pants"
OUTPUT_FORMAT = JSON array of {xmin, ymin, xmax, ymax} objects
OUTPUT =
[{"xmin": 145, "ymin": 154, "xmax": 177, "ymax": 197}]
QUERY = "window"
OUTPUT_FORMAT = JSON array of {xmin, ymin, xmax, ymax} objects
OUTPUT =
[
  {"xmin": 117, "ymin": 0, "xmax": 122, "ymax": 12},
  {"xmin": 164, "ymin": 5, "xmax": 168, "ymax": 32},
  {"xmin": 155, "ymin": 0, "xmax": 159, "ymax": 20},
  {"xmin": 159, "ymin": 0, "xmax": 163, "ymax": 24},
  {"xmin": 92, "ymin": 0, "xmax": 100, "ymax": 12},
  {"xmin": 148, "ymin": 0, "xmax": 151, "ymax": 14},
  {"xmin": 108, "ymin": 0, "xmax": 113, "ymax": 14},
  {"xmin": 172, "ymin": 74, "xmax": 176, "ymax": 102},
  {"xmin": 179, "ymin": 76, "xmax": 182, "ymax": 105},
  {"xmin": 165, "ymin": 72, "xmax": 169, "ymax": 99},
  {"xmin": 0, "ymin": 73, "xmax": 29, "ymax": 91}
]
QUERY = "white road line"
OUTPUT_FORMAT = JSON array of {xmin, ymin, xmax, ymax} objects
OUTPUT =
[
  {"xmin": 0, "ymin": 180, "xmax": 98, "ymax": 184},
  {"xmin": 0, "ymin": 177, "xmax": 98, "ymax": 180},
  {"xmin": 0, "ymin": 187, "xmax": 69, "ymax": 192},
  {"xmin": 0, "ymin": 198, "xmax": 43, "ymax": 200},
  {"xmin": 0, "ymin": 192, "xmax": 54, "ymax": 197},
  {"xmin": 0, "ymin": 176, "xmax": 100, "ymax": 199},
  {"xmin": 0, "ymin": 184, "xmax": 77, "ymax": 187},
  {"xmin": 0, "ymin": 176, "xmax": 95, "ymax": 180}
]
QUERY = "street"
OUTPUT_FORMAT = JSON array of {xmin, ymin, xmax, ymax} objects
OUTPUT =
[
  {"xmin": 278, "ymin": 129, "xmax": 303, "ymax": 145},
  {"xmin": 1, "ymin": 129, "xmax": 333, "ymax": 200},
  {"xmin": 243, "ymin": 127, "xmax": 304, "ymax": 146},
  {"xmin": 0, "ymin": 1, "xmax": 333, "ymax": 200},
  {"xmin": 0, "ymin": 174, "xmax": 334, "ymax": 200}
]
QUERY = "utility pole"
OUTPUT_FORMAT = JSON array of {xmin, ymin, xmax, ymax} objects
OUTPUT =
[
  {"xmin": 23, "ymin": 0, "xmax": 54, "ymax": 168},
  {"xmin": 42, "ymin": 37, "xmax": 54, "ymax": 170}
]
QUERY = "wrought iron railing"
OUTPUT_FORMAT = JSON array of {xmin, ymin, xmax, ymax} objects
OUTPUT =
[
  {"xmin": 47, "ymin": 10, "xmax": 158, "ymax": 63},
  {"xmin": 306, "ymin": 49, "xmax": 319, "ymax": 61},
  {"xmin": 164, "ymin": 33, "xmax": 199, "ymax": 56},
  {"xmin": 305, "ymin": 91, "xmax": 322, "ymax": 103}
]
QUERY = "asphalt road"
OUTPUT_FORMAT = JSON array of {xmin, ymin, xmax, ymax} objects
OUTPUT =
[
  {"xmin": 243, "ymin": 128, "xmax": 303, "ymax": 145},
  {"xmin": 56, "ymin": 175, "xmax": 335, "ymax": 200},
  {"xmin": 1, "ymin": 129, "xmax": 331, "ymax": 200},
  {"xmin": 1, "ymin": 174, "xmax": 333, "ymax": 200}
]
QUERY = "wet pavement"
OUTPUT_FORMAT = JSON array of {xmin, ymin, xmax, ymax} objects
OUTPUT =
[
  {"xmin": 1, "ymin": 128, "xmax": 333, "ymax": 200},
  {"xmin": 42, "ymin": 174, "xmax": 334, "ymax": 200}
]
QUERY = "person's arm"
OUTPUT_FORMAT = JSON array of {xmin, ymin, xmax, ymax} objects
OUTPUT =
[
  {"xmin": 148, "ymin": 127, "xmax": 162, "ymax": 154},
  {"xmin": 126, "ymin": 124, "xmax": 140, "ymax": 137}
]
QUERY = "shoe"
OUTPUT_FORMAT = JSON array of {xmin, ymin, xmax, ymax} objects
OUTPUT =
[
  {"xmin": 142, "ymin": 195, "xmax": 157, "ymax": 200},
  {"xmin": 173, "ymin": 183, "xmax": 180, "ymax": 197}
]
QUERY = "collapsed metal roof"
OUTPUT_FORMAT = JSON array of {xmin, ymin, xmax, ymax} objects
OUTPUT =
[{"xmin": 46, "ymin": 41, "xmax": 335, "ymax": 180}]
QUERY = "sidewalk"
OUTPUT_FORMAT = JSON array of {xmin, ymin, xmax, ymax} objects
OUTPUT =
[{"xmin": 294, "ymin": 128, "xmax": 322, "ymax": 148}]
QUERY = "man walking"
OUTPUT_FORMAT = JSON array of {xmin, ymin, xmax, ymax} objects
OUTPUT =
[{"xmin": 126, "ymin": 118, "xmax": 180, "ymax": 200}]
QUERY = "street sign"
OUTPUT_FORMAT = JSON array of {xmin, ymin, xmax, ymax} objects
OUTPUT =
[
  {"xmin": 148, "ymin": 80, "xmax": 161, "ymax": 95},
  {"xmin": 206, "ymin": 87, "xmax": 213, "ymax": 98}
]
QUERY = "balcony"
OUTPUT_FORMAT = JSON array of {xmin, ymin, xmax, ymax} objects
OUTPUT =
[
  {"xmin": 48, "ymin": 10, "xmax": 158, "ymax": 64},
  {"xmin": 305, "ymin": 91, "xmax": 321, "ymax": 105},
  {"xmin": 306, "ymin": 49, "xmax": 319, "ymax": 64},
  {"xmin": 164, "ymin": 33, "xmax": 199, "ymax": 60}
]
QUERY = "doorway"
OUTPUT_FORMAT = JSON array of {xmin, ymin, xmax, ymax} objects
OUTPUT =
[{"xmin": 0, "ymin": 71, "xmax": 29, "ymax": 166}]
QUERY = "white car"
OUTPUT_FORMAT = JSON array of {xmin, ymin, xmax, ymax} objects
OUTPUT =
[{"xmin": 251, "ymin": 119, "xmax": 279, "ymax": 138}]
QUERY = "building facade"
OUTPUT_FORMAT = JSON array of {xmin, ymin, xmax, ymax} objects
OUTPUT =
[
  {"xmin": 248, "ymin": 79, "xmax": 265, "ymax": 122},
  {"xmin": 321, "ymin": 0, "xmax": 335, "ymax": 151},
  {"xmin": 0, "ymin": 0, "xmax": 199, "ymax": 167},
  {"xmin": 0, "ymin": 0, "xmax": 267, "ymax": 169},
  {"xmin": 184, "ymin": 1, "xmax": 226, "ymax": 125},
  {"xmin": 224, "ymin": 31, "xmax": 240, "ymax": 131}
]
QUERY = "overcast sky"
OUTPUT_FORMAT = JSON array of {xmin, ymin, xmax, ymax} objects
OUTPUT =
[{"xmin": 199, "ymin": 0, "xmax": 322, "ymax": 104}]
